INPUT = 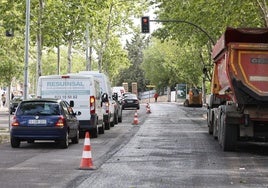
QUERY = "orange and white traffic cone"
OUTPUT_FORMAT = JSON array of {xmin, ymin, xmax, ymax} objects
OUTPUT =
[
  {"xmin": 79, "ymin": 132, "xmax": 95, "ymax": 170},
  {"xmin": 146, "ymin": 103, "xmax": 151, "ymax": 114},
  {"xmin": 132, "ymin": 110, "xmax": 139, "ymax": 125}
]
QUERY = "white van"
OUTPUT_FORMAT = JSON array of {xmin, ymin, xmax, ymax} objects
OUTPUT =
[
  {"xmin": 37, "ymin": 74, "xmax": 104, "ymax": 138},
  {"xmin": 112, "ymin": 86, "xmax": 125, "ymax": 101},
  {"xmin": 78, "ymin": 71, "xmax": 120, "ymax": 129}
]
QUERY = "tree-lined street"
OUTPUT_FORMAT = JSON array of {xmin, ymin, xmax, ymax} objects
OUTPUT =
[{"xmin": 0, "ymin": 103, "xmax": 268, "ymax": 187}]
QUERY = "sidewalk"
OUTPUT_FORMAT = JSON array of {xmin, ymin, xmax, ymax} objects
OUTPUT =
[
  {"xmin": 0, "ymin": 106, "xmax": 10, "ymax": 144},
  {"xmin": 0, "ymin": 106, "xmax": 8, "ymax": 113}
]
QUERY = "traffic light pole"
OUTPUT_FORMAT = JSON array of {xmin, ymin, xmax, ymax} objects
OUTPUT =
[{"xmin": 149, "ymin": 19, "xmax": 215, "ymax": 45}]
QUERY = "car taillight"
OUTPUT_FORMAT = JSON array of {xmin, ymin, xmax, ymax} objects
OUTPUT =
[
  {"xmin": 55, "ymin": 116, "xmax": 65, "ymax": 127},
  {"xmin": 90, "ymin": 96, "xmax": 95, "ymax": 114},
  {"xmin": 11, "ymin": 116, "xmax": 19, "ymax": 126},
  {"xmin": 105, "ymin": 102, "xmax": 109, "ymax": 113}
]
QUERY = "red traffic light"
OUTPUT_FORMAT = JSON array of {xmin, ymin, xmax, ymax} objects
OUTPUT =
[
  {"xmin": 141, "ymin": 16, "xmax": 150, "ymax": 33},
  {"xmin": 143, "ymin": 18, "xmax": 148, "ymax": 23}
]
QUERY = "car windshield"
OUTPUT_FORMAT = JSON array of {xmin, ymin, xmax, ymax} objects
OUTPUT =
[
  {"xmin": 124, "ymin": 94, "xmax": 137, "ymax": 100},
  {"xmin": 16, "ymin": 101, "xmax": 60, "ymax": 116}
]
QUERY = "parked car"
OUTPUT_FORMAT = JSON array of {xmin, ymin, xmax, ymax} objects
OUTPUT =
[
  {"xmin": 10, "ymin": 98, "xmax": 81, "ymax": 148},
  {"xmin": 10, "ymin": 96, "xmax": 23, "ymax": 114},
  {"xmin": 122, "ymin": 93, "xmax": 140, "ymax": 110}
]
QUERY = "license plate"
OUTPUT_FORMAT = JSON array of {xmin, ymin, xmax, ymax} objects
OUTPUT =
[
  {"xmin": 28, "ymin": 119, "xmax": 47, "ymax": 124},
  {"xmin": 127, "ymin": 100, "xmax": 133, "ymax": 103}
]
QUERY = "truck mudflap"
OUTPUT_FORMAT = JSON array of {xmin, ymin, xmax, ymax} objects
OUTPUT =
[{"xmin": 225, "ymin": 110, "xmax": 243, "ymax": 125}]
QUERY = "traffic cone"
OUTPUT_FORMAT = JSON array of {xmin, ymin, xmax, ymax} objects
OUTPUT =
[
  {"xmin": 146, "ymin": 103, "xmax": 151, "ymax": 114},
  {"xmin": 132, "ymin": 110, "xmax": 139, "ymax": 125},
  {"xmin": 79, "ymin": 132, "xmax": 95, "ymax": 170}
]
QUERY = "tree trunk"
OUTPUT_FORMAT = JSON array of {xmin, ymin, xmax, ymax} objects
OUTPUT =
[
  {"xmin": 256, "ymin": 0, "xmax": 268, "ymax": 26},
  {"xmin": 36, "ymin": 0, "xmax": 44, "ymax": 91},
  {"xmin": 57, "ymin": 45, "xmax": 60, "ymax": 75},
  {"xmin": 67, "ymin": 39, "xmax": 73, "ymax": 73}
]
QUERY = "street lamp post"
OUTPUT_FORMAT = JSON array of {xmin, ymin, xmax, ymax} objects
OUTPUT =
[{"xmin": 23, "ymin": 0, "xmax": 30, "ymax": 100}]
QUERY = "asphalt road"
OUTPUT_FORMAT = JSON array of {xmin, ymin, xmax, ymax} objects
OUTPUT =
[{"xmin": 0, "ymin": 103, "xmax": 268, "ymax": 188}]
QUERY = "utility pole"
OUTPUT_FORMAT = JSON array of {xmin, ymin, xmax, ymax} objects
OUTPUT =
[{"xmin": 23, "ymin": 0, "xmax": 30, "ymax": 100}]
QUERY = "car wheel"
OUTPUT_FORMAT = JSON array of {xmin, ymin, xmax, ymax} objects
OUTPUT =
[
  {"xmin": 105, "ymin": 121, "xmax": 110, "ymax": 130},
  {"xmin": 91, "ymin": 127, "xmax": 98, "ymax": 138},
  {"xmin": 71, "ymin": 129, "xmax": 79, "ymax": 144},
  {"xmin": 98, "ymin": 122, "xmax": 105, "ymax": 134},
  {"xmin": 110, "ymin": 118, "xmax": 115, "ymax": 127},
  {"xmin": 118, "ymin": 115, "xmax": 122, "ymax": 123},
  {"xmin": 11, "ymin": 137, "xmax": 20, "ymax": 148},
  {"xmin": 114, "ymin": 112, "xmax": 119, "ymax": 125},
  {"xmin": 79, "ymin": 130, "xmax": 85, "ymax": 138},
  {"xmin": 60, "ymin": 131, "xmax": 69, "ymax": 149},
  {"xmin": 27, "ymin": 140, "xmax": 34, "ymax": 144}
]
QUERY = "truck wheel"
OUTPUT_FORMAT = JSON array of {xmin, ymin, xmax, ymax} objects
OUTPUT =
[
  {"xmin": 98, "ymin": 122, "xmax": 105, "ymax": 134},
  {"xmin": 220, "ymin": 110, "xmax": 237, "ymax": 151},
  {"xmin": 213, "ymin": 115, "xmax": 218, "ymax": 140},
  {"xmin": 208, "ymin": 111, "xmax": 213, "ymax": 135},
  {"xmin": 184, "ymin": 99, "xmax": 189, "ymax": 107}
]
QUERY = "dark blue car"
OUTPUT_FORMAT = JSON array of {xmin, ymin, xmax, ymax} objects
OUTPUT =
[{"xmin": 10, "ymin": 98, "xmax": 80, "ymax": 148}]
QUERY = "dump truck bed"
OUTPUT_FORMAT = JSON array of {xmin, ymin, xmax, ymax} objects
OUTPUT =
[{"xmin": 211, "ymin": 28, "xmax": 268, "ymax": 105}]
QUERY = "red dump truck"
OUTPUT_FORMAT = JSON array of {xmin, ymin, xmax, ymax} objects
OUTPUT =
[{"xmin": 207, "ymin": 27, "xmax": 268, "ymax": 151}]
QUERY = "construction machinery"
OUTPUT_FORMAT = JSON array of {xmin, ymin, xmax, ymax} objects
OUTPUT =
[
  {"xmin": 183, "ymin": 87, "xmax": 203, "ymax": 107},
  {"xmin": 207, "ymin": 27, "xmax": 268, "ymax": 151}
]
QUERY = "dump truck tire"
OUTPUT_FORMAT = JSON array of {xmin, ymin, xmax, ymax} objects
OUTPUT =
[{"xmin": 220, "ymin": 107, "xmax": 237, "ymax": 151}]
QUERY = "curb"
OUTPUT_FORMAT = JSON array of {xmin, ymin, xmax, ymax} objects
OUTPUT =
[
  {"xmin": 0, "ymin": 133, "xmax": 9, "ymax": 144},
  {"xmin": 0, "ymin": 128, "xmax": 10, "ymax": 144}
]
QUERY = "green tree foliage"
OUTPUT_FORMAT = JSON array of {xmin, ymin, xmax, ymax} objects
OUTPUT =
[
  {"xmin": 142, "ymin": 38, "xmax": 202, "ymax": 89},
  {"xmin": 0, "ymin": 36, "xmax": 23, "ymax": 86},
  {"xmin": 0, "ymin": 0, "xmax": 149, "ymax": 94},
  {"xmin": 115, "ymin": 33, "xmax": 149, "ymax": 92},
  {"xmin": 142, "ymin": 0, "xmax": 267, "ymax": 90}
]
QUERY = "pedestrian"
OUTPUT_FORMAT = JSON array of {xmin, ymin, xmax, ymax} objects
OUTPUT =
[
  {"xmin": 154, "ymin": 92, "xmax": 159, "ymax": 102},
  {"xmin": 1, "ymin": 93, "xmax": 6, "ymax": 107}
]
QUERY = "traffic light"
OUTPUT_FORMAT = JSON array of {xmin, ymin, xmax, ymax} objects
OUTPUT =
[
  {"xmin": 141, "ymin": 16, "xmax": 150, "ymax": 33},
  {"xmin": 6, "ymin": 29, "xmax": 14, "ymax": 37}
]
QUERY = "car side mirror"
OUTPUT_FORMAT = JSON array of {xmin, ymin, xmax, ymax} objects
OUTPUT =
[
  {"xmin": 69, "ymin": 100, "xmax": 74, "ymax": 107},
  {"xmin": 101, "ymin": 93, "xmax": 109, "ymax": 103},
  {"xmin": 112, "ymin": 93, "xmax": 118, "ymax": 101}
]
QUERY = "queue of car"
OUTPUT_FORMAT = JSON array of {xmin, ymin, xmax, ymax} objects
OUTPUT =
[{"xmin": 9, "ymin": 72, "xmax": 141, "ymax": 149}]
